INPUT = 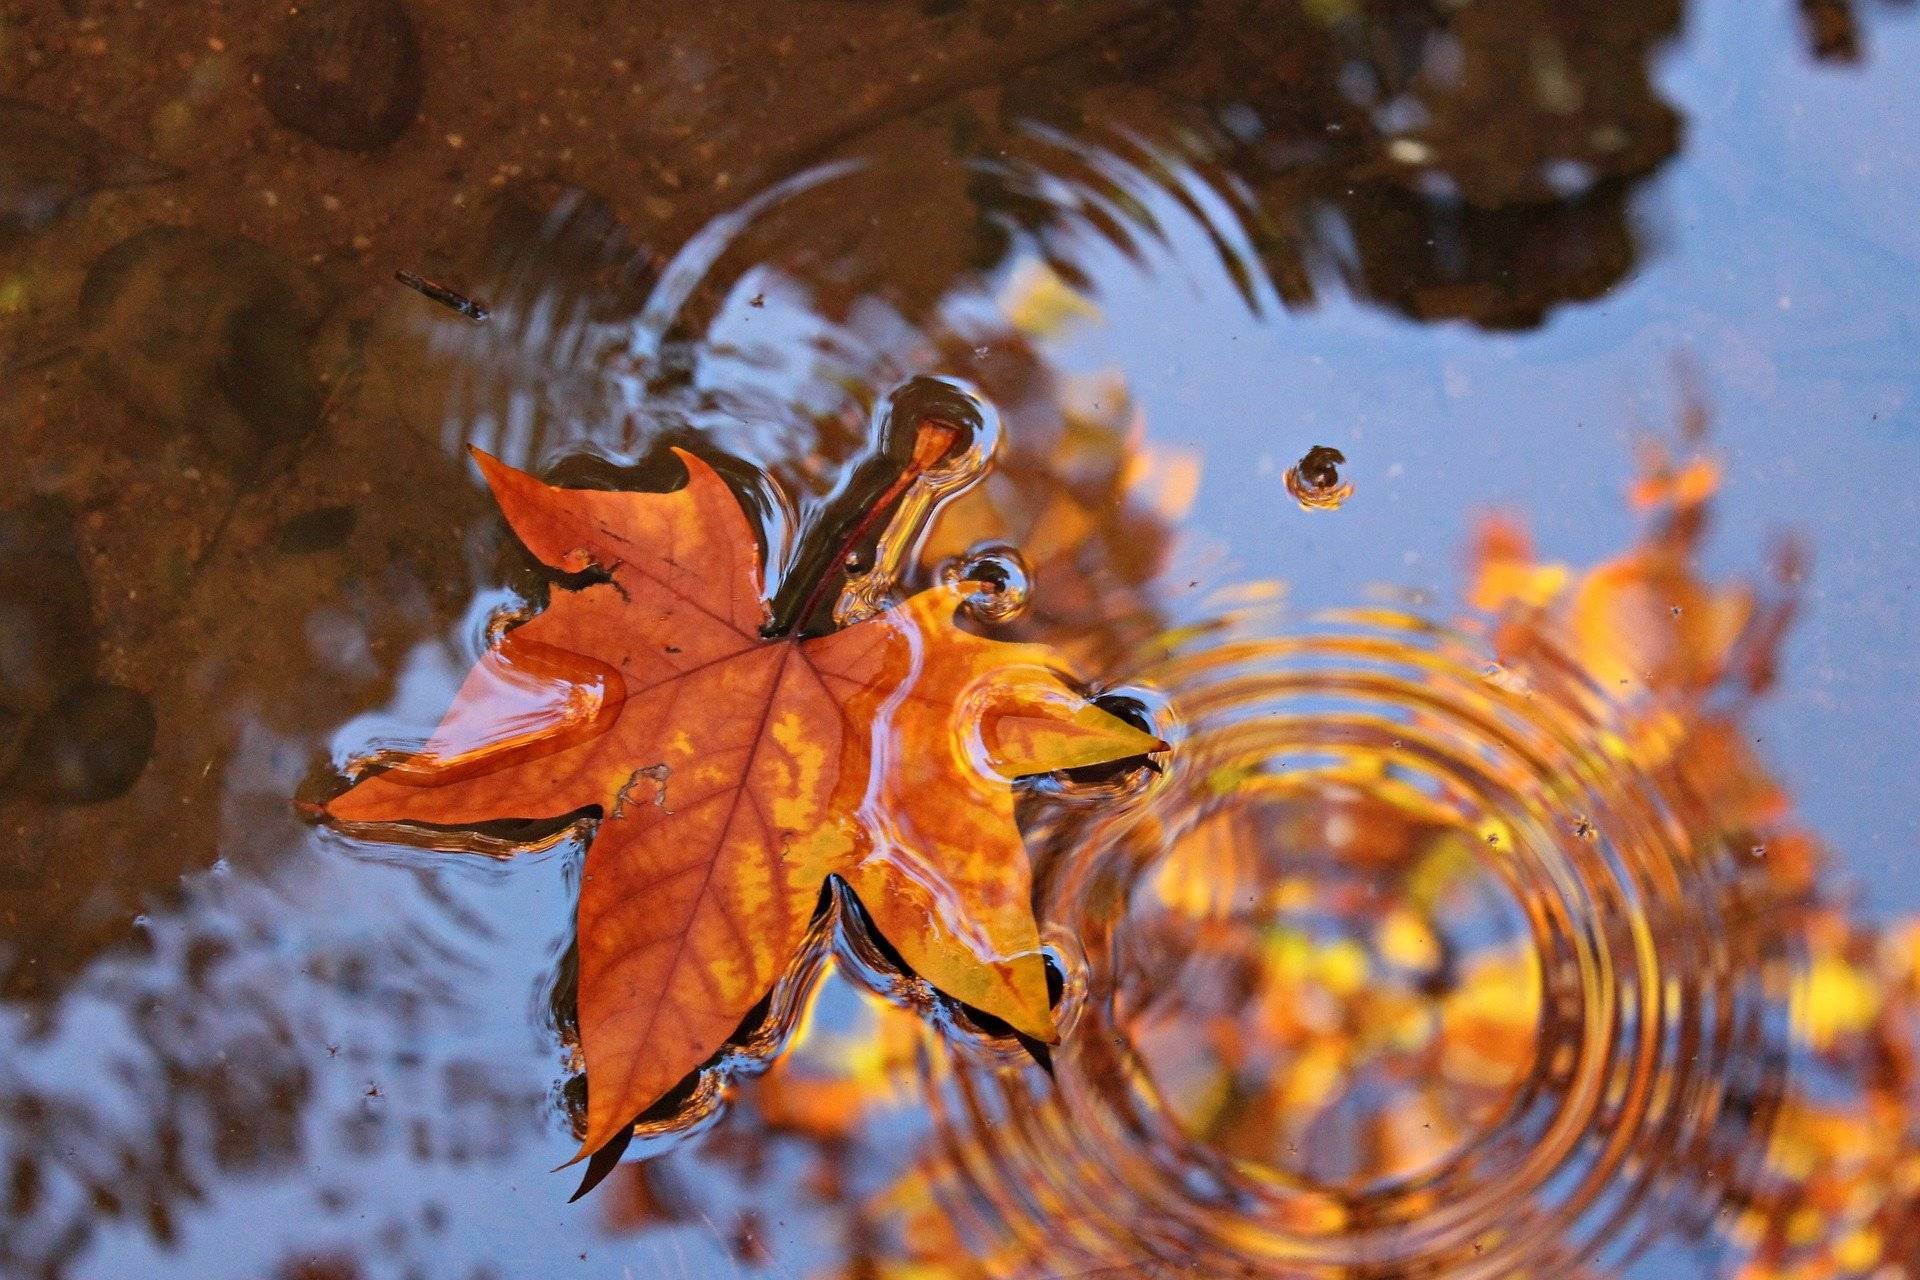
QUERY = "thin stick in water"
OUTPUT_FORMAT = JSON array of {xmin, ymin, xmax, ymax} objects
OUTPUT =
[{"xmin": 395, "ymin": 270, "xmax": 491, "ymax": 321}]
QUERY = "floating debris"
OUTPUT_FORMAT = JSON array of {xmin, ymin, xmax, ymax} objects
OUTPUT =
[
  {"xmin": 1285, "ymin": 444, "xmax": 1354, "ymax": 510},
  {"xmin": 395, "ymin": 270, "xmax": 491, "ymax": 321}
]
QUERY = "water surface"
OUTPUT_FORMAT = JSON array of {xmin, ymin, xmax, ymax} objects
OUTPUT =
[{"xmin": 2, "ymin": 1, "xmax": 1917, "ymax": 1276}]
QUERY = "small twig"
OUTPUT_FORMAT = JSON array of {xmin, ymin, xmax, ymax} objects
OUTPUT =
[{"xmin": 395, "ymin": 270, "xmax": 491, "ymax": 321}]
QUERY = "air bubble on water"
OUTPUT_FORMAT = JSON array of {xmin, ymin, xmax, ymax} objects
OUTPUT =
[
  {"xmin": 1285, "ymin": 444, "xmax": 1354, "ymax": 511},
  {"xmin": 941, "ymin": 545, "xmax": 1031, "ymax": 623},
  {"xmin": 1039, "ymin": 928, "xmax": 1092, "ymax": 1035}
]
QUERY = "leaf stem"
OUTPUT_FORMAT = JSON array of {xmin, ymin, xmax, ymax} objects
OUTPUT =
[{"xmin": 778, "ymin": 419, "xmax": 958, "ymax": 638}]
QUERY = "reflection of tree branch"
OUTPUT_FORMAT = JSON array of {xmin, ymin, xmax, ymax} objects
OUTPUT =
[
  {"xmin": 1805, "ymin": 0, "xmax": 1863, "ymax": 60},
  {"xmin": 697, "ymin": 0, "xmax": 1692, "ymax": 334},
  {"xmin": 1796, "ymin": 0, "xmax": 1915, "ymax": 61},
  {"xmin": 728, "ymin": 2, "xmax": 1189, "ymax": 224},
  {"xmin": 0, "ymin": 870, "xmax": 552, "ymax": 1280}
]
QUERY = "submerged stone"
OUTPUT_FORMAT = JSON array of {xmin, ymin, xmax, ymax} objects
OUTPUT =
[
  {"xmin": 275, "ymin": 505, "xmax": 358, "ymax": 555},
  {"xmin": 15, "ymin": 683, "xmax": 157, "ymax": 805},
  {"xmin": 78, "ymin": 227, "xmax": 329, "ymax": 466},
  {"xmin": 262, "ymin": 0, "xmax": 424, "ymax": 152},
  {"xmin": 0, "ymin": 497, "xmax": 99, "ymax": 717},
  {"xmin": 0, "ymin": 98, "xmax": 176, "ymax": 241}
]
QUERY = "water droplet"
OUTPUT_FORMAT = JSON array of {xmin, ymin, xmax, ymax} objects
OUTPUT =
[
  {"xmin": 1751, "ymin": 844, "xmax": 1766, "ymax": 859},
  {"xmin": 1285, "ymin": 444, "xmax": 1354, "ymax": 510},
  {"xmin": 1039, "ymin": 928, "xmax": 1090, "ymax": 1032},
  {"xmin": 941, "ymin": 545, "xmax": 1031, "ymax": 623}
]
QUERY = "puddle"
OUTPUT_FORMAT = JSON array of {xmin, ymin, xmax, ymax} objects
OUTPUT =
[{"xmin": 3, "ymin": 1, "xmax": 1918, "ymax": 1276}]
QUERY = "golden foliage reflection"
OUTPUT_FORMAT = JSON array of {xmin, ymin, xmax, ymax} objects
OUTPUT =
[{"xmin": 629, "ymin": 389, "xmax": 1920, "ymax": 1280}]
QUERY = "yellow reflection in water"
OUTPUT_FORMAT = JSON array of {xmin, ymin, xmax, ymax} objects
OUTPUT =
[{"xmin": 719, "ymin": 415, "xmax": 1920, "ymax": 1280}]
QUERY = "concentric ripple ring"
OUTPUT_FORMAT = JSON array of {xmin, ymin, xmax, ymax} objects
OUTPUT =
[{"xmin": 919, "ymin": 604, "xmax": 1797, "ymax": 1277}]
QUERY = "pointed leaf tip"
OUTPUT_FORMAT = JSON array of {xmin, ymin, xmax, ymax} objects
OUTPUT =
[
  {"xmin": 468, "ymin": 445, "xmax": 528, "ymax": 496},
  {"xmin": 993, "ymin": 953, "xmax": 1058, "ymax": 1044},
  {"xmin": 981, "ymin": 694, "xmax": 1166, "ymax": 779},
  {"xmin": 566, "ymin": 1122, "xmax": 634, "ymax": 1200},
  {"xmin": 665, "ymin": 445, "xmax": 728, "ymax": 494}
]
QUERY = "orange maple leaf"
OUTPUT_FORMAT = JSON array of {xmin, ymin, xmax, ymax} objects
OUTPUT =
[{"xmin": 321, "ymin": 446, "xmax": 1162, "ymax": 1162}]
